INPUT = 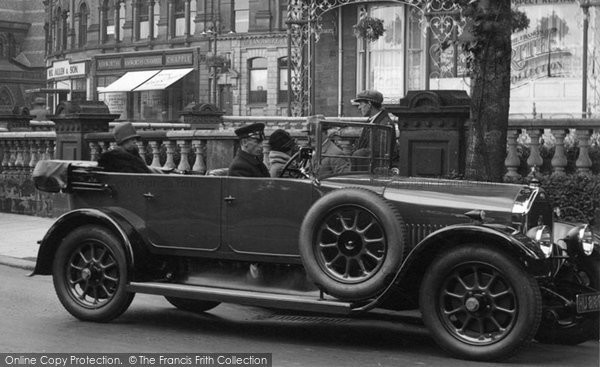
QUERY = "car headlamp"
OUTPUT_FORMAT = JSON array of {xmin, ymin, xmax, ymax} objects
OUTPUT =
[
  {"xmin": 526, "ymin": 225, "xmax": 553, "ymax": 258},
  {"xmin": 565, "ymin": 224, "xmax": 596, "ymax": 256}
]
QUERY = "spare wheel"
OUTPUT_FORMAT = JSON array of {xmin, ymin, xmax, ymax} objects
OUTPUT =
[{"xmin": 299, "ymin": 188, "xmax": 406, "ymax": 301}]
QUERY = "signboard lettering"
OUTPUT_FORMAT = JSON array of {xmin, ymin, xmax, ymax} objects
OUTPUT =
[
  {"xmin": 47, "ymin": 61, "xmax": 86, "ymax": 79},
  {"xmin": 124, "ymin": 56, "xmax": 163, "ymax": 68},
  {"xmin": 97, "ymin": 58, "xmax": 122, "ymax": 70},
  {"xmin": 165, "ymin": 53, "xmax": 193, "ymax": 65}
]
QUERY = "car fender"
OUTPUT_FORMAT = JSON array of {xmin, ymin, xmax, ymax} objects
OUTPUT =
[
  {"xmin": 354, "ymin": 224, "xmax": 551, "ymax": 313},
  {"xmin": 32, "ymin": 208, "xmax": 147, "ymax": 278}
]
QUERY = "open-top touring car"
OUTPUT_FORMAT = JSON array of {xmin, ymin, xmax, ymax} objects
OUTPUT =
[{"xmin": 32, "ymin": 119, "xmax": 599, "ymax": 361}]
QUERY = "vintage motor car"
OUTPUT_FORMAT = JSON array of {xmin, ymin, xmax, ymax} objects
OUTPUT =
[{"xmin": 32, "ymin": 119, "xmax": 599, "ymax": 361}]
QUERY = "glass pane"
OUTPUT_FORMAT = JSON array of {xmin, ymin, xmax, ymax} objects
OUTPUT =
[
  {"xmin": 251, "ymin": 57, "xmax": 268, "ymax": 68},
  {"xmin": 175, "ymin": 17, "xmax": 185, "ymax": 36},
  {"xmin": 140, "ymin": 21, "xmax": 149, "ymax": 39},
  {"xmin": 250, "ymin": 69, "xmax": 267, "ymax": 91},
  {"xmin": 368, "ymin": 5, "xmax": 404, "ymax": 102},
  {"xmin": 235, "ymin": 10, "xmax": 249, "ymax": 32}
]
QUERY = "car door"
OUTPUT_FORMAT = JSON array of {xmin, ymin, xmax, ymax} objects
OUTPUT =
[
  {"xmin": 142, "ymin": 174, "xmax": 222, "ymax": 252},
  {"xmin": 223, "ymin": 176, "xmax": 314, "ymax": 257}
]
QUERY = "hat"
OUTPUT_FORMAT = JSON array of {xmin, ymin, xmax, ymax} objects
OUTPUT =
[
  {"xmin": 351, "ymin": 90, "xmax": 383, "ymax": 104},
  {"xmin": 113, "ymin": 122, "xmax": 141, "ymax": 145},
  {"xmin": 235, "ymin": 122, "xmax": 265, "ymax": 141},
  {"xmin": 268, "ymin": 129, "xmax": 295, "ymax": 152}
]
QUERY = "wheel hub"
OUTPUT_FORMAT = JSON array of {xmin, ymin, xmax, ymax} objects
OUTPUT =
[
  {"xmin": 465, "ymin": 297, "xmax": 480, "ymax": 312},
  {"xmin": 338, "ymin": 231, "xmax": 363, "ymax": 257}
]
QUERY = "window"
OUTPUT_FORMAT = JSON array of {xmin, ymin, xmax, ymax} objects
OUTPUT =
[
  {"xmin": 365, "ymin": 5, "xmax": 405, "ymax": 103},
  {"xmin": 139, "ymin": 1, "xmax": 149, "ymax": 39},
  {"xmin": 153, "ymin": 1, "xmax": 160, "ymax": 37},
  {"xmin": 119, "ymin": 1, "xmax": 126, "ymax": 41},
  {"xmin": 78, "ymin": 3, "xmax": 89, "ymax": 48},
  {"xmin": 62, "ymin": 10, "xmax": 69, "ymax": 49},
  {"xmin": 279, "ymin": 0, "xmax": 287, "ymax": 30},
  {"xmin": 175, "ymin": 1, "xmax": 186, "ymax": 36},
  {"xmin": 234, "ymin": 0, "xmax": 249, "ymax": 33},
  {"xmin": 406, "ymin": 7, "xmax": 426, "ymax": 91},
  {"xmin": 55, "ymin": 8, "xmax": 63, "ymax": 50},
  {"xmin": 278, "ymin": 57, "xmax": 288, "ymax": 104},
  {"xmin": 105, "ymin": 0, "xmax": 116, "ymax": 40},
  {"xmin": 189, "ymin": 0, "xmax": 196, "ymax": 35},
  {"xmin": 248, "ymin": 57, "xmax": 267, "ymax": 104}
]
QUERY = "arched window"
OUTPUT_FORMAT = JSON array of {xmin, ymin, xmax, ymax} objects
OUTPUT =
[
  {"xmin": 78, "ymin": 3, "xmax": 89, "ymax": 47},
  {"xmin": 277, "ymin": 57, "xmax": 288, "ymax": 104},
  {"xmin": 248, "ymin": 57, "xmax": 267, "ymax": 104}
]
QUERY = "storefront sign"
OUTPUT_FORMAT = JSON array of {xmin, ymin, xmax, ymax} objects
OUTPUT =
[
  {"xmin": 124, "ymin": 55, "xmax": 163, "ymax": 68},
  {"xmin": 47, "ymin": 61, "xmax": 86, "ymax": 80},
  {"xmin": 512, "ymin": 0, "xmax": 576, "ymax": 5},
  {"xmin": 165, "ymin": 53, "xmax": 194, "ymax": 66},
  {"xmin": 97, "ymin": 58, "xmax": 122, "ymax": 70}
]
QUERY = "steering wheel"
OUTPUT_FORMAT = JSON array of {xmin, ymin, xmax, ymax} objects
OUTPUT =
[{"xmin": 279, "ymin": 150, "xmax": 311, "ymax": 178}]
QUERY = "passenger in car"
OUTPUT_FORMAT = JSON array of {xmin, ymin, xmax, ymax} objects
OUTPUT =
[
  {"xmin": 268, "ymin": 129, "xmax": 297, "ymax": 177},
  {"xmin": 97, "ymin": 122, "xmax": 163, "ymax": 173},
  {"xmin": 318, "ymin": 128, "xmax": 350, "ymax": 175},
  {"xmin": 228, "ymin": 122, "xmax": 270, "ymax": 177},
  {"xmin": 351, "ymin": 90, "xmax": 399, "ymax": 171}
]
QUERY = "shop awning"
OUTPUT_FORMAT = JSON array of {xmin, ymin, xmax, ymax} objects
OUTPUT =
[
  {"xmin": 133, "ymin": 68, "xmax": 193, "ymax": 91},
  {"xmin": 99, "ymin": 70, "xmax": 161, "ymax": 93}
]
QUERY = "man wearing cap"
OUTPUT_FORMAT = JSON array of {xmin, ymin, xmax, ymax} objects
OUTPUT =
[
  {"xmin": 98, "ymin": 122, "xmax": 159, "ymax": 173},
  {"xmin": 351, "ymin": 90, "xmax": 399, "ymax": 170},
  {"xmin": 228, "ymin": 122, "xmax": 270, "ymax": 177}
]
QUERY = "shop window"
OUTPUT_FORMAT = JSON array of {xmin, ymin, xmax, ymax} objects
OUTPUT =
[
  {"xmin": 248, "ymin": 57, "xmax": 267, "ymax": 104},
  {"xmin": 78, "ymin": 3, "xmax": 89, "ymax": 48},
  {"xmin": 234, "ymin": 0, "xmax": 249, "ymax": 33},
  {"xmin": 278, "ymin": 57, "xmax": 288, "ymax": 104},
  {"xmin": 175, "ymin": 1, "xmax": 186, "ymax": 36}
]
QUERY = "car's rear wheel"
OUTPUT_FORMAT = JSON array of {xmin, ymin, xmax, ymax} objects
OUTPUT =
[
  {"xmin": 164, "ymin": 297, "xmax": 220, "ymax": 313},
  {"xmin": 52, "ymin": 225, "xmax": 134, "ymax": 322},
  {"xmin": 535, "ymin": 257, "xmax": 599, "ymax": 345},
  {"xmin": 419, "ymin": 244, "xmax": 542, "ymax": 361},
  {"xmin": 299, "ymin": 188, "xmax": 406, "ymax": 301}
]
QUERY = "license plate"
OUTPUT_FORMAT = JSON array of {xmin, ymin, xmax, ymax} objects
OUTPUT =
[{"xmin": 576, "ymin": 292, "xmax": 600, "ymax": 313}]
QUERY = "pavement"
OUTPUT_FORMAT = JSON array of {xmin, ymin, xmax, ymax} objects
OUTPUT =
[{"xmin": 0, "ymin": 213, "xmax": 55, "ymax": 270}]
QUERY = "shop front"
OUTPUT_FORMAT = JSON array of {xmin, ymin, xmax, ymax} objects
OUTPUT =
[
  {"xmin": 95, "ymin": 50, "xmax": 199, "ymax": 122},
  {"xmin": 45, "ymin": 60, "xmax": 89, "ymax": 113}
]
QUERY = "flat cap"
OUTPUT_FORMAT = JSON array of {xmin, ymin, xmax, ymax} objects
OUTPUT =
[
  {"xmin": 351, "ymin": 90, "xmax": 383, "ymax": 104},
  {"xmin": 113, "ymin": 122, "xmax": 140, "ymax": 145},
  {"xmin": 235, "ymin": 122, "xmax": 265, "ymax": 140}
]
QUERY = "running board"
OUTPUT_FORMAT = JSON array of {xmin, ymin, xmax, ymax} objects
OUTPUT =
[{"xmin": 127, "ymin": 282, "xmax": 353, "ymax": 315}]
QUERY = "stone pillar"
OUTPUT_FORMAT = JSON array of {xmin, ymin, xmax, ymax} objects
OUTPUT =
[
  {"xmin": 49, "ymin": 101, "xmax": 119, "ymax": 161},
  {"xmin": 387, "ymin": 90, "xmax": 471, "ymax": 177},
  {"xmin": 179, "ymin": 102, "xmax": 230, "ymax": 170},
  {"xmin": 0, "ymin": 107, "xmax": 34, "ymax": 132}
]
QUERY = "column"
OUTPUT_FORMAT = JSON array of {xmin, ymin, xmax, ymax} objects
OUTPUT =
[
  {"xmin": 185, "ymin": 0, "xmax": 191, "ymax": 37},
  {"xmin": 148, "ymin": 0, "xmax": 154, "ymax": 39},
  {"xmin": 114, "ymin": 1, "xmax": 121, "ymax": 42}
]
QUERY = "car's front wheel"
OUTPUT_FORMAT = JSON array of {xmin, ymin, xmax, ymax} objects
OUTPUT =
[
  {"xmin": 164, "ymin": 297, "xmax": 220, "ymax": 313},
  {"xmin": 419, "ymin": 244, "xmax": 542, "ymax": 361},
  {"xmin": 52, "ymin": 225, "xmax": 134, "ymax": 322}
]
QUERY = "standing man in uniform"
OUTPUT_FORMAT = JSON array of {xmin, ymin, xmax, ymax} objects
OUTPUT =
[{"xmin": 228, "ymin": 122, "xmax": 270, "ymax": 177}]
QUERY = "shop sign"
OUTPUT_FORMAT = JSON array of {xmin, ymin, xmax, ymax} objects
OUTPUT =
[
  {"xmin": 512, "ymin": 0, "xmax": 576, "ymax": 5},
  {"xmin": 97, "ymin": 58, "xmax": 122, "ymax": 70},
  {"xmin": 124, "ymin": 55, "xmax": 163, "ymax": 68},
  {"xmin": 47, "ymin": 61, "xmax": 86, "ymax": 80},
  {"xmin": 166, "ymin": 53, "xmax": 194, "ymax": 66}
]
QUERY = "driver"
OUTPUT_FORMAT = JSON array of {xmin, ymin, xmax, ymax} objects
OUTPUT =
[
  {"xmin": 228, "ymin": 122, "xmax": 270, "ymax": 177},
  {"xmin": 268, "ymin": 129, "xmax": 297, "ymax": 177}
]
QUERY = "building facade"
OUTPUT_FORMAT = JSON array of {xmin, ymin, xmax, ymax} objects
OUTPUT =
[
  {"xmin": 0, "ymin": 0, "xmax": 46, "ymax": 113},
  {"xmin": 42, "ymin": 0, "xmax": 599, "ymax": 121}
]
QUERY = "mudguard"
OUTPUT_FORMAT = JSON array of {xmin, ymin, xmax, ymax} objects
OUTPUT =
[{"xmin": 32, "ymin": 207, "xmax": 151, "ymax": 279}]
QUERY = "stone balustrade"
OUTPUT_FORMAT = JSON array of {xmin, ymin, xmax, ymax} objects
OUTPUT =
[{"xmin": 505, "ymin": 118, "xmax": 599, "ymax": 179}]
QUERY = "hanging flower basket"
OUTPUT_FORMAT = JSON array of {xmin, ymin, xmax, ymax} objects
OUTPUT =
[{"xmin": 353, "ymin": 16, "xmax": 385, "ymax": 42}]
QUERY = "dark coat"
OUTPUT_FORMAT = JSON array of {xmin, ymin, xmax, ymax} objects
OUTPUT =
[
  {"xmin": 97, "ymin": 149, "xmax": 151, "ymax": 173},
  {"xmin": 228, "ymin": 150, "xmax": 270, "ymax": 177},
  {"xmin": 355, "ymin": 110, "xmax": 399, "ymax": 169}
]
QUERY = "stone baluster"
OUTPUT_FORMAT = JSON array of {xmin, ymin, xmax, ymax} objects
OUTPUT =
[
  {"xmin": 8, "ymin": 141, "xmax": 17, "ymax": 170},
  {"xmin": 177, "ymin": 140, "xmax": 191, "ymax": 171},
  {"xmin": 526, "ymin": 129, "xmax": 543, "ymax": 175},
  {"xmin": 15, "ymin": 141, "xmax": 26, "ymax": 171},
  {"xmin": 89, "ymin": 141, "xmax": 100, "ymax": 161},
  {"xmin": 0, "ymin": 141, "xmax": 8, "ymax": 171},
  {"xmin": 162, "ymin": 140, "xmax": 176, "ymax": 170},
  {"xmin": 37, "ymin": 140, "xmax": 45, "ymax": 162},
  {"xmin": 136, "ymin": 141, "xmax": 147, "ymax": 164},
  {"xmin": 575, "ymin": 129, "xmax": 592, "ymax": 175},
  {"xmin": 45, "ymin": 140, "xmax": 55, "ymax": 161},
  {"xmin": 149, "ymin": 141, "xmax": 162, "ymax": 168},
  {"xmin": 504, "ymin": 129, "xmax": 521, "ymax": 180},
  {"xmin": 192, "ymin": 140, "xmax": 206, "ymax": 174},
  {"xmin": 29, "ymin": 140, "xmax": 39, "ymax": 170},
  {"xmin": 550, "ymin": 129, "xmax": 568, "ymax": 175}
]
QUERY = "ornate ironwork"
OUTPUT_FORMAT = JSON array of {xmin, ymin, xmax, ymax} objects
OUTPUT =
[{"xmin": 287, "ymin": 0, "xmax": 466, "ymax": 116}]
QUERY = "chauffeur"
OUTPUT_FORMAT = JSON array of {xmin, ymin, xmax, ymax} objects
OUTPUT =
[{"xmin": 228, "ymin": 122, "xmax": 270, "ymax": 177}]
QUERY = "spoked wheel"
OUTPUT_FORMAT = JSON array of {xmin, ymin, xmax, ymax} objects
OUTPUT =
[
  {"xmin": 165, "ymin": 297, "xmax": 220, "ymax": 313},
  {"xmin": 52, "ymin": 225, "xmax": 134, "ymax": 322},
  {"xmin": 420, "ymin": 244, "xmax": 541, "ymax": 361},
  {"xmin": 300, "ymin": 188, "xmax": 406, "ymax": 301}
]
